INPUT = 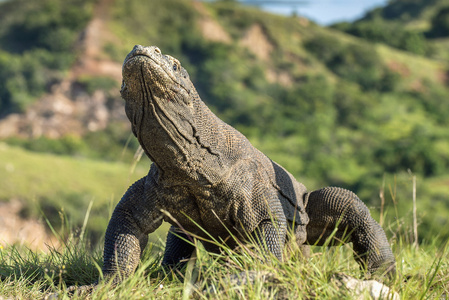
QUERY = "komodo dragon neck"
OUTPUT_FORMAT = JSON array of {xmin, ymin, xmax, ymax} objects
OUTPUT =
[{"xmin": 121, "ymin": 45, "xmax": 244, "ymax": 186}]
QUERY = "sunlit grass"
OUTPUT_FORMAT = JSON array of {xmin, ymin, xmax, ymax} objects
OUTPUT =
[{"xmin": 0, "ymin": 213, "xmax": 447, "ymax": 299}]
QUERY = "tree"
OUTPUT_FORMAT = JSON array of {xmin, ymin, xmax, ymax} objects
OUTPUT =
[{"xmin": 428, "ymin": 6, "xmax": 449, "ymax": 38}]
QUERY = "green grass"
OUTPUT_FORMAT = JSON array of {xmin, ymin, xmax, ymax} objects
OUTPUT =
[
  {"xmin": 0, "ymin": 228, "xmax": 447, "ymax": 299},
  {"xmin": 429, "ymin": 38, "xmax": 449, "ymax": 61}
]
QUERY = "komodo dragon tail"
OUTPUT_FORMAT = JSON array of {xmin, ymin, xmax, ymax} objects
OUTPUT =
[{"xmin": 304, "ymin": 187, "xmax": 396, "ymax": 276}]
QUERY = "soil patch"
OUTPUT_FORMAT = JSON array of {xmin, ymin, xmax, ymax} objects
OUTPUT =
[{"xmin": 0, "ymin": 200, "xmax": 59, "ymax": 251}]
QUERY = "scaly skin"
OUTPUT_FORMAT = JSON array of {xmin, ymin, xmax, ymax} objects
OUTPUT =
[
  {"xmin": 86, "ymin": 45, "xmax": 395, "ymax": 285},
  {"xmin": 305, "ymin": 187, "xmax": 395, "ymax": 274}
]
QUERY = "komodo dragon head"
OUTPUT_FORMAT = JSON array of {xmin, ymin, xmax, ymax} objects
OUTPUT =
[{"xmin": 120, "ymin": 45, "xmax": 200, "ymax": 165}]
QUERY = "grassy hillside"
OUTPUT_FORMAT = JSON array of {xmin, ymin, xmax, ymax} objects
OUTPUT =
[{"xmin": 0, "ymin": 143, "xmax": 150, "ymax": 240}]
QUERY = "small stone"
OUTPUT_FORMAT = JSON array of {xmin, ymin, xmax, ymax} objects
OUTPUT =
[{"xmin": 333, "ymin": 273, "xmax": 399, "ymax": 300}]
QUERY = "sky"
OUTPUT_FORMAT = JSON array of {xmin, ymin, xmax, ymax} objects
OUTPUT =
[{"xmin": 249, "ymin": 0, "xmax": 390, "ymax": 25}]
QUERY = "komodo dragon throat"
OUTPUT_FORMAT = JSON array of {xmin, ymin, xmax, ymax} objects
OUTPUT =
[{"xmin": 100, "ymin": 45, "xmax": 395, "ymax": 283}]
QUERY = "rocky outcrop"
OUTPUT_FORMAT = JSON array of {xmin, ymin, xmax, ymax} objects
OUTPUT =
[
  {"xmin": 0, "ymin": 0, "xmax": 123, "ymax": 139},
  {"xmin": 0, "ymin": 80, "xmax": 124, "ymax": 138}
]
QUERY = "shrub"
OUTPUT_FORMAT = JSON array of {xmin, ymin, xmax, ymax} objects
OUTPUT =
[
  {"xmin": 305, "ymin": 36, "xmax": 385, "ymax": 90},
  {"xmin": 332, "ymin": 19, "xmax": 427, "ymax": 55},
  {"xmin": 428, "ymin": 6, "xmax": 449, "ymax": 37},
  {"xmin": 0, "ymin": 0, "xmax": 94, "ymax": 114}
]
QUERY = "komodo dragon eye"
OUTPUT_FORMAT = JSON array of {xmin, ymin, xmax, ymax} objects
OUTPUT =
[{"xmin": 173, "ymin": 63, "xmax": 178, "ymax": 71}]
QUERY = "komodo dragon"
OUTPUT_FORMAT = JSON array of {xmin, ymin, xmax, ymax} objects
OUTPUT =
[{"xmin": 94, "ymin": 45, "xmax": 396, "ymax": 285}]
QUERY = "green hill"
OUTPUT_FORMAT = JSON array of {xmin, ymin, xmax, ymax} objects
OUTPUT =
[
  {"xmin": 356, "ymin": 0, "xmax": 447, "ymax": 31},
  {"xmin": 331, "ymin": 0, "xmax": 449, "ymax": 58},
  {"xmin": 0, "ymin": 0, "xmax": 448, "ymax": 245}
]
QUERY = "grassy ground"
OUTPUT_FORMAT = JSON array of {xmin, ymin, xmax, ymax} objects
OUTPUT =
[{"xmin": 0, "ymin": 224, "xmax": 447, "ymax": 299}]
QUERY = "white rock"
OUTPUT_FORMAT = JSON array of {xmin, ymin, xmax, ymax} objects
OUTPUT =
[{"xmin": 336, "ymin": 274, "xmax": 399, "ymax": 300}]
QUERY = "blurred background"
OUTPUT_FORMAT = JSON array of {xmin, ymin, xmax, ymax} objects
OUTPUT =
[{"xmin": 0, "ymin": 0, "xmax": 448, "ymax": 250}]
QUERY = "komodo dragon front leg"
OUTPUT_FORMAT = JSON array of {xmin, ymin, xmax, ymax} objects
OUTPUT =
[
  {"xmin": 64, "ymin": 177, "xmax": 163, "ymax": 295},
  {"xmin": 101, "ymin": 177, "xmax": 163, "ymax": 282},
  {"xmin": 304, "ymin": 187, "xmax": 396, "ymax": 275}
]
